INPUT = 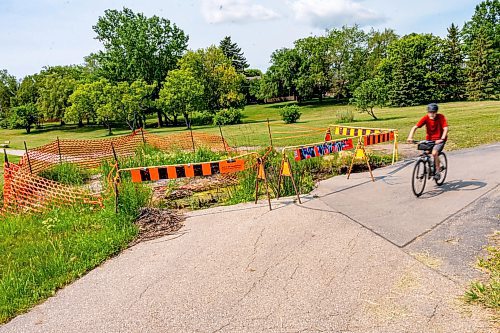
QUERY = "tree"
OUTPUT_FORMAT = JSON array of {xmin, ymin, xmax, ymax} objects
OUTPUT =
[
  {"xmin": 9, "ymin": 104, "xmax": 39, "ymax": 133},
  {"xmin": 462, "ymin": 0, "xmax": 500, "ymax": 99},
  {"xmin": 295, "ymin": 36, "xmax": 332, "ymax": 101},
  {"xmin": 36, "ymin": 66, "xmax": 82, "ymax": 124},
  {"xmin": 14, "ymin": 74, "xmax": 41, "ymax": 107},
  {"xmin": 158, "ymin": 69, "xmax": 203, "ymax": 128},
  {"xmin": 382, "ymin": 33, "xmax": 445, "ymax": 106},
  {"xmin": 351, "ymin": 78, "xmax": 388, "ymax": 120},
  {"xmin": 178, "ymin": 46, "xmax": 245, "ymax": 113},
  {"xmin": 219, "ymin": 36, "xmax": 249, "ymax": 73},
  {"xmin": 326, "ymin": 26, "xmax": 369, "ymax": 99},
  {"xmin": 88, "ymin": 7, "xmax": 189, "ymax": 126},
  {"xmin": 263, "ymin": 48, "xmax": 301, "ymax": 99},
  {"xmin": 441, "ymin": 23, "xmax": 465, "ymax": 101},
  {"xmin": 366, "ymin": 28, "xmax": 398, "ymax": 77},
  {"xmin": 0, "ymin": 70, "xmax": 17, "ymax": 122}
]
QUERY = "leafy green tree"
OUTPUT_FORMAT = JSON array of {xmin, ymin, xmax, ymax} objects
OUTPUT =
[
  {"xmin": 178, "ymin": 46, "xmax": 245, "ymax": 113},
  {"xmin": 462, "ymin": 0, "xmax": 500, "ymax": 99},
  {"xmin": 158, "ymin": 69, "xmax": 203, "ymax": 128},
  {"xmin": 263, "ymin": 48, "xmax": 301, "ymax": 99},
  {"xmin": 295, "ymin": 36, "xmax": 332, "ymax": 101},
  {"xmin": 326, "ymin": 26, "xmax": 369, "ymax": 99},
  {"xmin": 88, "ymin": 7, "xmax": 189, "ymax": 126},
  {"xmin": 441, "ymin": 23, "xmax": 466, "ymax": 100},
  {"xmin": 382, "ymin": 33, "xmax": 445, "ymax": 106},
  {"xmin": 351, "ymin": 78, "xmax": 388, "ymax": 120},
  {"xmin": 65, "ymin": 81, "xmax": 101, "ymax": 126},
  {"xmin": 0, "ymin": 70, "xmax": 18, "ymax": 122},
  {"xmin": 14, "ymin": 74, "xmax": 41, "ymax": 107},
  {"xmin": 36, "ymin": 66, "xmax": 83, "ymax": 124},
  {"xmin": 219, "ymin": 36, "xmax": 249, "ymax": 73},
  {"xmin": 9, "ymin": 104, "xmax": 39, "ymax": 133},
  {"xmin": 366, "ymin": 28, "xmax": 398, "ymax": 77}
]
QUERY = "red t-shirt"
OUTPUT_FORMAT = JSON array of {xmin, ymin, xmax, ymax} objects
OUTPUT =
[{"xmin": 416, "ymin": 114, "xmax": 448, "ymax": 141}]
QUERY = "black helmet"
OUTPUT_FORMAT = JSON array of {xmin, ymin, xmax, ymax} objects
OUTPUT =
[{"xmin": 427, "ymin": 103, "xmax": 439, "ymax": 112}]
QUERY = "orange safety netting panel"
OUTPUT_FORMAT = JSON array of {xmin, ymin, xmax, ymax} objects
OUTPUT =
[
  {"xmin": 2, "ymin": 129, "xmax": 231, "ymax": 214},
  {"xmin": 1, "ymin": 162, "xmax": 102, "ymax": 214},
  {"xmin": 16, "ymin": 129, "xmax": 231, "ymax": 175}
]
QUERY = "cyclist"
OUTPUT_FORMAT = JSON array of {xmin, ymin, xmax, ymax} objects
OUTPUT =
[{"xmin": 407, "ymin": 103, "xmax": 449, "ymax": 180}]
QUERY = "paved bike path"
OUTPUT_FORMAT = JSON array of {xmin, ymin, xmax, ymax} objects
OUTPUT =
[
  {"xmin": 312, "ymin": 143, "xmax": 500, "ymax": 247},
  {"xmin": 2, "ymin": 144, "xmax": 499, "ymax": 332}
]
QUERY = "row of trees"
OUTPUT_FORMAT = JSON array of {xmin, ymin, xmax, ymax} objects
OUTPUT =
[
  {"xmin": 258, "ymin": 0, "xmax": 499, "ymax": 113},
  {"xmin": 0, "ymin": 1, "xmax": 498, "ymax": 132}
]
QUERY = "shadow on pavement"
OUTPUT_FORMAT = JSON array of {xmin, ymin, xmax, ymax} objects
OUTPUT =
[{"xmin": 420, "ymin": 180, "xmax": 487, "ymax": 199}]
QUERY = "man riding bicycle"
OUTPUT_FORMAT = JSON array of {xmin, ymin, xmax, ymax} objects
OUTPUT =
[{"xmin": 407, "ymin": 103, "xmax": 449, "ymax": 180}]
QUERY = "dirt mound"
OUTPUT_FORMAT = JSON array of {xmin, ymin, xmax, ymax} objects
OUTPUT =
[{"xmin": 131, "ymin": 208, "xmax": 185, "ymax": 245}]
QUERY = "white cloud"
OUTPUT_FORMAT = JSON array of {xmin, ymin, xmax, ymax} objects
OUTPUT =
[
  {"xmin": 201, "ymin": 0, "xmax": 280, "ymax": 24},
  {"xmin": 289, "ymin": 0, "xmax": 386, "ymax": 29}
]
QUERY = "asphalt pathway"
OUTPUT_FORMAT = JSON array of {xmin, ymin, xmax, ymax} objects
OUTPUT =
[{"xmin": 2, "ymin": 144, "xmax": 499, "ymax": 332}]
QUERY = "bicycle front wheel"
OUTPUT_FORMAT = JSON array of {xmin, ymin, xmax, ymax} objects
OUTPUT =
[
  {"xmin": 435, "ymin": 152, "xmax": 448, "ymax": 186},
  {"xmin": 412, "ymin": 159, "xmax": 427, "ymax": 197}
]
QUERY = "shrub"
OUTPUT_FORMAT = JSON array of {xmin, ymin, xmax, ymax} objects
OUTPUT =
[
  {"xmin": 279, "ymin": 105, "xmax": 301, "ymax": 124},
  {"xmin": 213, "ymin": 108, "xmax": 243, "ymax": 126},
  {"xmin": 335, "ymin": 110, "xmax": 354, "ymax": 123},
  {"xmin": 190, "ymin": 112, "xmax": 214, "ymax": 126}
]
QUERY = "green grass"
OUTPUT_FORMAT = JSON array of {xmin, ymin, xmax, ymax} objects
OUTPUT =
[
  {"xmin": 39, "ymin": 163, "xmax": 91, "ymax": 186},
  {"xmin": 1, "ymin": 100, "xmax": 498, "ymax": 151},
  {"xmin": 465, "ymin": 232, "xmax": 499, "ymax": 312},
  {"xmin": 0, "ymin": 181, "xmax": 150, "ymax": 324}
]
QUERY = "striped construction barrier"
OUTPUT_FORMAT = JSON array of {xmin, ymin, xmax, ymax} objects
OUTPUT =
[
  {"xmin": 332, "ymin": 125, "xmax": 386, "ymax": 137},
  {"xmin": 293, "ymin": 138, "xmax": 354, "ymax": 161},
  {"xmin": 124, "ymin": 158, "xmax": 246, "ymax": 183},
  {"xmin": 363, "ymin": 131, "xmax": 395, "ymax": 146}
]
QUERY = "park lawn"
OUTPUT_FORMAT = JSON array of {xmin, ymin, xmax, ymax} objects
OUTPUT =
[{"xmin": 0, "ymin": 100, "xmax": 498, "ymax": 152}]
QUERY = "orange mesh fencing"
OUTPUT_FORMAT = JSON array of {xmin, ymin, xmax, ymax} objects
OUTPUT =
[
  {"xmin": 2, "ymin": 129, "xmax": 231, "ymax": 215},
  {"xmin": 2, "ymin": 162, "xmax": 102, "ymax": 214}
]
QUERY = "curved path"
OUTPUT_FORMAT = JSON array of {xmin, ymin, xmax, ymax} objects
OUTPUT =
[{"xmin": 2, "ymin": 144, "xmax": 499, "ymax": 332}]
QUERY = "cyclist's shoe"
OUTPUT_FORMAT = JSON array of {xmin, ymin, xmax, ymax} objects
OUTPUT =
[{"xmin": 434, "ymin": 171, "xmax": 441, "ymax": 180}]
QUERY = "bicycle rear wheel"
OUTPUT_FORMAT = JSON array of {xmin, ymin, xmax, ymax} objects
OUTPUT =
[
  {"xmin": 435, "ymin": 152, "xmax": 448, "ymax": 186},
  {"xmin": 412, "ymin": 159, "xmax": 427, "ymax": 197}
]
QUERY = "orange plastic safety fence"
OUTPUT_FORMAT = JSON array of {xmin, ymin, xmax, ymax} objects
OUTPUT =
[
  {"xmin": 1, "ymin": 162, "xmax": 102, "ymax": 215},
  {"xmin": 2, "ymin": 129, "xmax": 231, "ymax": 215}
]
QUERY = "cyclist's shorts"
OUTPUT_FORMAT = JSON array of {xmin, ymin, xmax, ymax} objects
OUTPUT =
[{"xmin": 433, "ymin": 141, "xmax": 446, "ymax": 153}]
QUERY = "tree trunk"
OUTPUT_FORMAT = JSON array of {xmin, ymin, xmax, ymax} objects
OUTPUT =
[
  {"xmin": 107, "ymin": 122, "xmax": 112, "ymax": 135},
  {"xmin": 87, "ymin": 117, "xmax": 90, "ymax": 125},
  {"xmin": 369, "ymin": 107, "xmax": 378, "ymax": 120},
  {"xmin": 184, "ymin": 113, "xmax": 190, "ymax": 129},
  {"xmin": 157, "ymin": 110, "xmax": 164, "ymax": 127},
  {"xmin": 26, "ymin": 125, "xmax": 31, "ymax": 134},
  {"xmin": 174, "ymin": 114, "xmax": 178, "ymax": 126},
  {"xmin": 78, "ymin": 119, "xmax": 84, "ymax": 127},
  {"xmin": 60, "ymin": 120, "xmax": 65, "ymax": 126}
]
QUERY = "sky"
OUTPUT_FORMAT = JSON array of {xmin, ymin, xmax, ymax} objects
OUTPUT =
[{"xmin": 0, "ymin": 0, "xmax": 480, "ymax": 79}]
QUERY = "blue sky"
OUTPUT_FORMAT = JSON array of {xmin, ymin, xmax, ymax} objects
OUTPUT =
[{"xmin": 0, "ymin": 0, "xmax": 479, "ymax": 79}]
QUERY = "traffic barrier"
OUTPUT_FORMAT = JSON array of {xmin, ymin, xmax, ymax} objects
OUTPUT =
[
  {"xmin": 123, "ymin": 158, "xmax": 247, "ymax": 183},
  {"xmin": 328, "ymin": 125, "xmax": 399, "ymax": 165},
  {"xmin": 277, "ymin": 137, "xmax": 355, "ymax": 203}
]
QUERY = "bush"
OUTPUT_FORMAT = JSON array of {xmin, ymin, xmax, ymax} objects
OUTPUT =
[
  {"xmin": 190, "ymin": 112, "xmax": 214, "ymax": 126},
  {"xmin": 213, "ymin": 108, "xmax": 243, "ymax": 126},
  {"xmin": 279, "ymin": 105, "xmax": 301, "ymax": 124},
  {"xmin": 335, "ymin": 110, "xmax": 354, "ymax": 123}
]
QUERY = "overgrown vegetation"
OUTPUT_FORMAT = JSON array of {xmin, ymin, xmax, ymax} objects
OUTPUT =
[
  {"xmin": 0, "ymin": 181, "xmax": 150, "ymax": 323},
  {"xmin": 39, "ymin": 163, "xmax": 91, "ymax": 186},
  {"xmin": 465, "ymin": 232, "xmax": 499, "ymax": 311}
]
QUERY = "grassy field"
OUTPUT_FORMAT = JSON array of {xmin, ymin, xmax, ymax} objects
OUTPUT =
[
  {"xmin": 0, "ymin": 100, "xmax": 499, "ymax": 152},
  {"xmin": 0, "ymin": 182, "xmax": 149, "ymax": 323}
]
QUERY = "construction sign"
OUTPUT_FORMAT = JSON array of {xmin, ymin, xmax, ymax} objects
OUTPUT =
[
  {"xmin": 293, "ymin": 138, "xmax": 354, "ymax": 161},
  {"xmin": 127, "ymin": 159, "xmax": 245, "ymax": 183},
  {"xmin": 332, "ymin": 125, "xmax": 386, "ymax": 137}
]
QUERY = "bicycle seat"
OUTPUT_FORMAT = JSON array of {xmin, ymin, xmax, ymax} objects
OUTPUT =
[{"xmin": 417, "ymin": 140, "xmax": 435, "ymax": 151}]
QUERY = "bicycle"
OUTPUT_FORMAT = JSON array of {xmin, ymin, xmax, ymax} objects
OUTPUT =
[{"xmin": 411, "ymin": 140, "xmax": 448, "ymax": 197}]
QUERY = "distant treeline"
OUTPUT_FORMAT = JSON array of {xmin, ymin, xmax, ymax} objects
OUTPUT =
[{"xmin": 0, "ymin": 1, "xmax": 498, "ymax": 133}]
